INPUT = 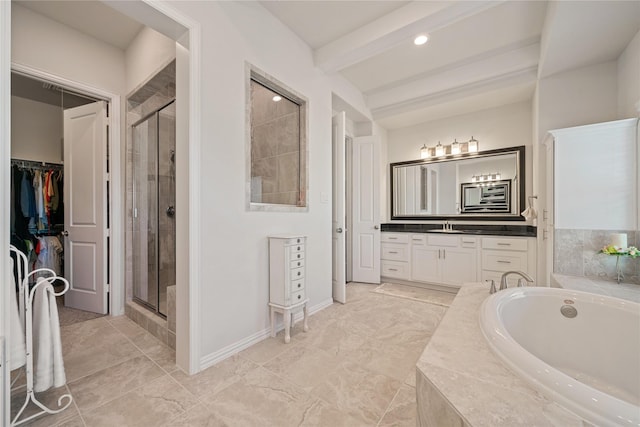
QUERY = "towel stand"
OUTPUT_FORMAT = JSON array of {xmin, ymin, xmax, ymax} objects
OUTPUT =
[{"xmin": 9, "ymin": 246, "xmax": 73, "ymax": 426}]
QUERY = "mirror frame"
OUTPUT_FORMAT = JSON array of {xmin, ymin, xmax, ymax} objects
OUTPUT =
[{"xmin": 390, "ymin": 145, "xmax": 525, "ymax": 221}]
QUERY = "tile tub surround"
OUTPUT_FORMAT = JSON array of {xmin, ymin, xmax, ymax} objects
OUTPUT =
[
  {"xmin": 552, "ymin": 273, "xmax": 640, "ymax": 303},
  {"xmin": 554, "ymin": 228, "xmax": 639, "ymax": 284},
  {"xmin": 416, "ymin": 283, "xmax": 586, "ymax": 426}
]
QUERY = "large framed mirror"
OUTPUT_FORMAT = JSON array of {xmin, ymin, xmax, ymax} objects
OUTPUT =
[{"xmin": 390, "ymin": 146, "xmax": 525, "ymax": 221}]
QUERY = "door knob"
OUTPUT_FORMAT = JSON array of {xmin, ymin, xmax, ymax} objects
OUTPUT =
[
  {"xmin": 61, "ymin": 230, "xmax": 69, "ymax": 237},
  {"xmin": 166, "ymin": 206, "xmax": 175, "ymax": 217},
  {"xmin": 336, "ymin": 227, "xmax": 343, "ymax": 233},
  {"xmin": 374, "ymin": 225, "xmax": 380, "ymax": 230}
]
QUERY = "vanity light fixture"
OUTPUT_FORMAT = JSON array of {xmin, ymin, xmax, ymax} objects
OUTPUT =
[
  {"xmin": 435, "ymin": 141, "xmax": 444, "ymax": 156},
  {"xmin": 414, "ymin": 34, "xmax": 429, "ymax": 46},
  {"xmin": 451, "ymin": 139, "xmax": 460, "ymax": 155},
  {"xmin": 272, "ymin": 95, "xmax": 282, "ymax": 102},
  {"xmin": 420, "ymin": 144, "xmax": 430, "ymax": 159},
  {"xmin": 468, "ymin": 136, "xmax": 479, "ymax": 152}
]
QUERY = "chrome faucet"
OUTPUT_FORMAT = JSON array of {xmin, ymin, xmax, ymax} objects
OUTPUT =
[
  {"xmin": 442, "ymin": 220, "xmax": 453, "ymax": 231},
  {"xmin": 499, "ymin": 271, "xmax": 534, "ymax": 290}
]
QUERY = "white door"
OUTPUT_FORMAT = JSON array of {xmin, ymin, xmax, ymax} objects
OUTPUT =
[
  {"xmin": 63, "ymin": 101, "xmax": 108, "ymax": 314},
  {"xmin": 331, "ymin": 112, "xmax": 346, "ymax": 303},
  {"xmin": 352, "ymin": 136, "xmax": 380, "ymax": 284}
]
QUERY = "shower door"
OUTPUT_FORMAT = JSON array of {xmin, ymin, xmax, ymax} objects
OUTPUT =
[{"xmin": 132, "ymin": 101, "xmax": 175, "ymax": 317}]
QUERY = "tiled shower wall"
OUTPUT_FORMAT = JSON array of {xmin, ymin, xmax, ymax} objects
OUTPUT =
[
  {"xmin": 554, "ymin": 229, "xmax": 640, "ymax": 284},
  {"xmin": 250, "ymin": 81, "xmax": 301, "ymax": 205}
]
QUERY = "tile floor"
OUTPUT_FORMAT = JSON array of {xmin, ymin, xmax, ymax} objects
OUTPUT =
[{"xmin": 11, "ymin": 283, "xmax": 453, "ymax": 426}]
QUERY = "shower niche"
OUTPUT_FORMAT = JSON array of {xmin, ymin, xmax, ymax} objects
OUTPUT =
[{"xmin": 127, "ymin": 60, "xmax": 176, "ymax": 322}]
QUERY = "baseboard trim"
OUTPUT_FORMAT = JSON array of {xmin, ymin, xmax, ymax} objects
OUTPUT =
[{"xmin": 199, "ymin": 297, "xmax": 334, "ymax": 370}]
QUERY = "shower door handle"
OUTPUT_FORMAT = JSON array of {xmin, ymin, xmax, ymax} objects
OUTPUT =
[{"xmin": 166, "ymin": 206, "xmax": 175, "ymax": 217}]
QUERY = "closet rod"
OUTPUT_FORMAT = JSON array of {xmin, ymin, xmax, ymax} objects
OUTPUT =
[{"xmin": 11, "ymin": 158, "xmax": 63, "ymax": 170}]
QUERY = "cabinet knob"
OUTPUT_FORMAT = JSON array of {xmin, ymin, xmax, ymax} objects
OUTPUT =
[
  {"xmin": 297, "ymin": 283, "xmax": 301, "ymax": 288},
  {"xmin": 297, "ymin": 254, "xmax": 301, "ymax": 259},
  {"xmin": 297, "ymin": 272, "xmax": 301, "ymax": 276},
  {"xmin": 297, "ymin": 262, "xmax": 301, "ymax": 266},
  {"xmin": 297, "ymin": 239, "xmax": 300, "ymax": 243},
  {"xmin": 297, "ymin": 246, "xmax": 301, "ymax": 251},
  {"xmin": 298, "ymin": 295, "xmax": 301, "ymax": 300}
]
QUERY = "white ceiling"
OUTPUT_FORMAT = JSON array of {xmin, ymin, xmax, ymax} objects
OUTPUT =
[{"xmin": 14, "ymin": 0, "xmax": 640, "ymax": 130}]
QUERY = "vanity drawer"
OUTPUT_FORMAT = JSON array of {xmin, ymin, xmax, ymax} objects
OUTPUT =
[
  {"xmin": 290, "ymin": 259, "xmax": 305, "ymax": 269},
  {"xmin": 381, "ymin": 260, "xmax": 410, "ymax": 279},
  {"xmin": 460, "ymin": 236, "xmax": 477, "ymax": 248},
  {"xmin": 410, "ymin": 234, "xmax": 426, "ymax": 245},
  {"xmin": 427, "ymin": 234, "xmax": 458, "ymax": 247},
  {"xmin": 381, "ymin": 233, "xmax": 409, "ymax": 243},
  {"xmin": 381, "ymin": 243, "xmax": 409, "ymax": 262},
  {"xmin": 482, "ymin": 237, "xmax": 527, "ymax": 251},
  {"xmin": 290, "ymin": 267, "xmax": 305, "ymax": 281},
  {"xmin": 482, "ymin": 250, "xmax": 527, "ymax": 272}
]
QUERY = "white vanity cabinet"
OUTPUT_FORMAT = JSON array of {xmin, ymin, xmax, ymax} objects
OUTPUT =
[
  {"xmin": 480, "ymin": 236, "xmax": 536, "ymax": 286},
  {"xmin": 381, "ymin": 231, "xmax": 535, "ymax": 289},
  {"xmin": 380, "ymin": 233, "xmax": 410, "ymax": 279},
  {"xmin": 268, "ymin": 235, "xmax": 308, "ymax": 343},
  {"xmin": 411, "ymin": 234, "xmax": 477, "ymax": 287}
]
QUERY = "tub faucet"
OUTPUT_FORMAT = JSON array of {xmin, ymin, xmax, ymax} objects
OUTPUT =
[{"xmin": 499, "ymin": 271, "xmax": 534, "ymax": 291}]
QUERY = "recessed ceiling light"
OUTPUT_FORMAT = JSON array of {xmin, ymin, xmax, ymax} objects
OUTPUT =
[
  {"xmin": 272, "ymin": 95, "xmax": 282, "ymax": 102},
  {"xmin": 414, "ymin": 34, "xmax": 428, "ymax": 46}
]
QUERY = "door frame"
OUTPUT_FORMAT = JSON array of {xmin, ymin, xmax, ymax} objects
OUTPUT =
[{"xmin": 12, "ymin": 64, "xmax": 122, "ymax": 317}]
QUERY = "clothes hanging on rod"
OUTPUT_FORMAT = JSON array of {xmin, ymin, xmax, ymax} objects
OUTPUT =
[{"xmin": 10, "ymin": 159, "xmax": 65, "ymax": 274}]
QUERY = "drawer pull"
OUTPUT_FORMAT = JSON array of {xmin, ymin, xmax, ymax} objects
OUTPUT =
[
  {"xmin": 389, "ymin": 268, "xmax": 398, "ymax": 272},
  {"xmin": 297, "ymin": 272, "xmax": 301, "ymax": 276},
  {"xmin": 497, "ymin": 260, "xmax": 511, "ymax": 264},
  {"xmin": 297, "ymin": 254, "xmax": 301, "ymax": 259},
  {"xmin": 497, "ymin": 243, "xmax": 511, "ymax": 246},
  {"xmin": 298, "ymin": 295, "xmax": 302, "ymax": 300},
  {"xmin": 297, "ymin": 262, "xmax": 301, "ymax": 266},
  {"xmin": 297, "ymin": 246, "xmax": 301, "ymax": 250},
  {"xmin": 388, "ymin": 237, "xmax": 397, "ymax": 240},
  {"xmin": 297, "ymin": 283, "xmax": 301, "ymax": 288},
  {"xmin": 297, "ymin": 239, "xmax": 301, "ymax": 243},
  {"xmin": 388, "ymin": 251, "xmax": 398, "ymax": 254}
]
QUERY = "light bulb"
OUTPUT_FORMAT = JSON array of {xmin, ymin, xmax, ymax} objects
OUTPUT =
[
  {"xmin": 468, "ymin": 136, "xmax": 478, "ymax": 152},
  {"xmin": 451, "ymin": 139, "xmax": 460, "ymax": 155},
  {"xmin": 420, "ymin": 144, "xmax": 429, "ymax": 159},
  {"xmin": 414, "ymin": 35, "xmax": 429, "ymax": 46},
  {"xmin": 435, "ymin": 142, "xmax": 444, "ymax": 156}
]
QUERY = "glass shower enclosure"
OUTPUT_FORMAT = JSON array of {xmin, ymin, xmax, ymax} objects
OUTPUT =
[{"xmin": 132, "ymin": 101, "xmax": 175, "ymax": 317}]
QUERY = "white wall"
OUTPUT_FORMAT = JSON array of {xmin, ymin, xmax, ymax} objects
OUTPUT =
[
  {"xmin": 618, "ymin": 29, "xmax": 640, "ymax": 118},
  {"xmin": 125, "ymin": 27, "xmax": 175, "ymax": 94},
  {"xmin": 11, "ymin": 96, "xmax": 62, "ymax": 163},
  {"xmin": 537, "ymin": 61, "xmax": 618, "ymax": 136},
  {"xmin": 386, "ymin": 101, "xmax": 533, "ymax": 221},
  {"xmin": 11, "ymin": 4, "xmax": 125, "ymax": 95},
  {"xmin": 161, "ymin": 1, "xmax": 374, "ymax": 361}
]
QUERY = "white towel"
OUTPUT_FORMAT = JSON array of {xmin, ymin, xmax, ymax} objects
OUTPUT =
[
  {"xmin": 521, "ymin": 206, "xmax": 537, "ymax": 221},
  {"xmin": 33, "ymin": 277, "xmax": 66, "ymax": 392},
  {"xmin": 8, "ymin": 258, "xmax": 26, "ymax": 371}
]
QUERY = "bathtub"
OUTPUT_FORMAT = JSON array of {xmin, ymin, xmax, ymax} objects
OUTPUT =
[{"xmin": 480, "ymin": 287, "xmax": 640, "ymax": 427}]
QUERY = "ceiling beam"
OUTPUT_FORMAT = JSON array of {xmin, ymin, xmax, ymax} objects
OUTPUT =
[
  {"xmin": 314, "ymin": 0, "xmax": 504, "ymax": 73},
  {"xmin": 371, "ymin": 66, "xmax": 538, "ymax": 120},
  {"xmin": 366, "ymin": 40, "xmax": 540, "ymax": 112}
]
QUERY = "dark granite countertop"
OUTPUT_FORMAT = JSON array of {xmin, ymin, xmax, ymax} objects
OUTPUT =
[{"xmin": 381, "ymin": 223, "xmax": 536, "ymax": 237}]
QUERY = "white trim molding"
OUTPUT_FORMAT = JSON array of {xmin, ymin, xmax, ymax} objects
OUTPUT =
[
  {"xmin": 199, "ymin": 298, "xmax": 334, "ymax": 370},
  {"xmin": 1, "ymin": 2, "xmax": 12, "ymax": 424}
]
